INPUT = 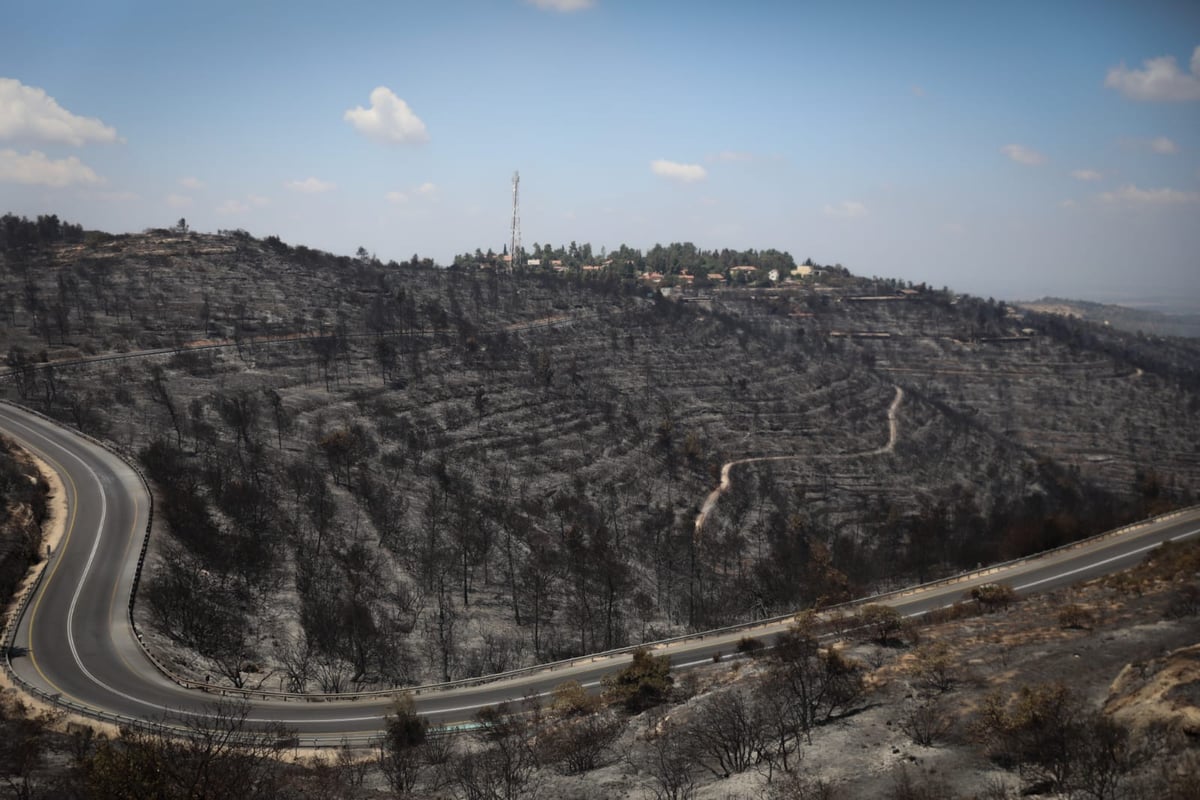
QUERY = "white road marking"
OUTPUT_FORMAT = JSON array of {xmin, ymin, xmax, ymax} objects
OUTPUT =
[{"xmin": 1012, "ymin": 527, "xmax": 1200, "ymax": 592}]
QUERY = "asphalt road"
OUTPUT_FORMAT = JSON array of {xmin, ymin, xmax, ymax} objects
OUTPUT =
[{"xmin": 2, "ymin": 401, "xmax": 1198, "ymax": 746}]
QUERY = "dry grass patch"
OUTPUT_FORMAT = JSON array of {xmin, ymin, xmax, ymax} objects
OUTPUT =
[{"xmin": 1106, "ymin": 643, "xmax": 1200, "ymax": 735}]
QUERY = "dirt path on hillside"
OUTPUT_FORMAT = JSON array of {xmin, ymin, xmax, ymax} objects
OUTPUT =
[
  {"xmin": 870, "ymin": 384, "xmax": 905, "ymax": 456},
  {"xmin": 693, "ymin": 385, "xmax": 904, "ymax": 537}
]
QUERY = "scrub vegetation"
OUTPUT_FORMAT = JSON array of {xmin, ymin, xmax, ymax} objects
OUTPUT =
[{"xmin": 2, "ymin": 539, "xmax": 1197, "ymax": 799}]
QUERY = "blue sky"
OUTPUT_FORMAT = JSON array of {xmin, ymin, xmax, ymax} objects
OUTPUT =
[{"xmin": 3, "ymin": 0, "xmax": 1199, "ymax": 306}]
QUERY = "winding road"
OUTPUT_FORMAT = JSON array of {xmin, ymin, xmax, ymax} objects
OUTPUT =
[{"xmin": 2, "ymin": 401, "xmax": 1198, "ymax": 746}]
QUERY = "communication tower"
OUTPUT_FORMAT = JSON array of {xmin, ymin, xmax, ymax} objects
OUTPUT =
[{"xmin": 509, "ymin": 171, "xmax": 521, "ymax": 273}]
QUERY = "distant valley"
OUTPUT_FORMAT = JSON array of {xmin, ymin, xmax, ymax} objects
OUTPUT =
[{"xmin": 1018, "ymin": 296, "xmax": 1200, "ymax": 339}]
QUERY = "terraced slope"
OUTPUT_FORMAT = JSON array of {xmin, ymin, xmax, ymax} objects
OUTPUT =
[{"xmin": 1, "ymin": 232, "xmax": 1195, "ymax": 692}]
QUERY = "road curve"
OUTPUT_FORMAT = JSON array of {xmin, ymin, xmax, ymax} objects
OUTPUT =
[{"xmin": 2, "ymin": 401, "xmax": 1198, "ymax": 746}]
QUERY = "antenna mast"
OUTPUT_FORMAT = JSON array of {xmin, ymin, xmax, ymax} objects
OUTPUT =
[{"xmin": 509, "ymin": 171, "xmax": 521, "ymax": 273}]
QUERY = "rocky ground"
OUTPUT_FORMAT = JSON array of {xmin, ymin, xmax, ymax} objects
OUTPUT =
[{"xmin": 527, "ymin": 545, "xmax": 1200, "ymax": 799}]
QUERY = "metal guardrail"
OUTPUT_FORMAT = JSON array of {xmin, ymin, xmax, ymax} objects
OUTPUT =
[
  {"xmin": 0, "ymin": 407, "xmax": 66, "ymax": 657},
  {"xmin": 0, "ymin": 401, "xmax": 154, "ymax": 705},
  {"xmin": 109, "ymin": 501, "xmax": 1200, "ymax": 705},
  {"xmin": 1, "ymin": 537, "xmax": 52, "ymax": 657},
  {"xmin": 2, "ymin": 394, "xmax": 1198, "ymax": 739},
  {"xmin": 139, "ymin": 502, "xmax": 1199, "ymax": 704}
]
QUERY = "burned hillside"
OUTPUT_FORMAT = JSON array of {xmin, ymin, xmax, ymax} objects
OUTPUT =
[{"xmin": 1, "ymin": 223, "xmax": 1195, "ymax": 690}]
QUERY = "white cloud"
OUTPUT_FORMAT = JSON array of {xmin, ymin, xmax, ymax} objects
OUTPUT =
[
  {"xmin": 525, "ymin": 0, "xmax": 594, "ymax": 11},
  {"xmin": 93, "ymin": 190, "xmax": 137, "ymax": 202},
  {"xmin": 1121, "ymin": 135, "xmax": 1181, "ymax": 155},
  {"xmin": 180, "ymin": 176, "xmax": 204, "ymax": 190},
  {"xmin": 1001, "ymin": 144, "xmax": 1046, "ymax": 165},
  {"xmin": 1150, "ymin": 136, "xmax": 1177, "ymax": 154},
  {"xmin": 344, "ymin": 87, "xmax": 428, "ymax": 145},
  {"xmin": 386, "ymin": 182, "xmax": 436, "ymax": 205},
  {"xmin": 166, "ymin": 193, "xmax": 193, "ymax": 208},
  {"xmin": 0, "ymin": 78, "xmax": 121, "ymax": 146},
  {"xmin": 0, "ymin": 148, "xmax": 101, "ymax": 186},
  {"xmin": 650, "ymin": 159, "xmax": 706, "ymax": 182},
  {"xmin": 285, "ymin": 176, "xmax": 336, "ymax": 193},
  {"xmin": 710, "ymin": 150, "xmax": 753, "ymax": 163},
  {"xmin": 823, "ymin": 200, "xmax": 868, "ymax": 218},
  {"xmin": 1070, "ymin": 169, "xmax": 1102, "ymax": 181},
  {"xmin": 1099, "ymin": 184, "xmax": 1200, "ymax": 205},
  {"xmin": 1105, "ymin": 46, "xmax": 1200, "ymax": 102},
  {"xmin": 1059, "ymin": 199, "xmax": 1078, "ymax": 208},
  {"xmin": 216, "ymin": 194, "xmax": 269, "ymax": 215}
]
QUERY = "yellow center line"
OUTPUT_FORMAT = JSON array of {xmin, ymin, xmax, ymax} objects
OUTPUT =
[{"xmin": 10, "ymin": 426, "xmax": 92, "ymax": 709}]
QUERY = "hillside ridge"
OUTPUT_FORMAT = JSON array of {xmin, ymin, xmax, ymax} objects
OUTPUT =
[{"xmin": 0, "ymin": 219, "xmax": 1196, "ymax": 695}]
